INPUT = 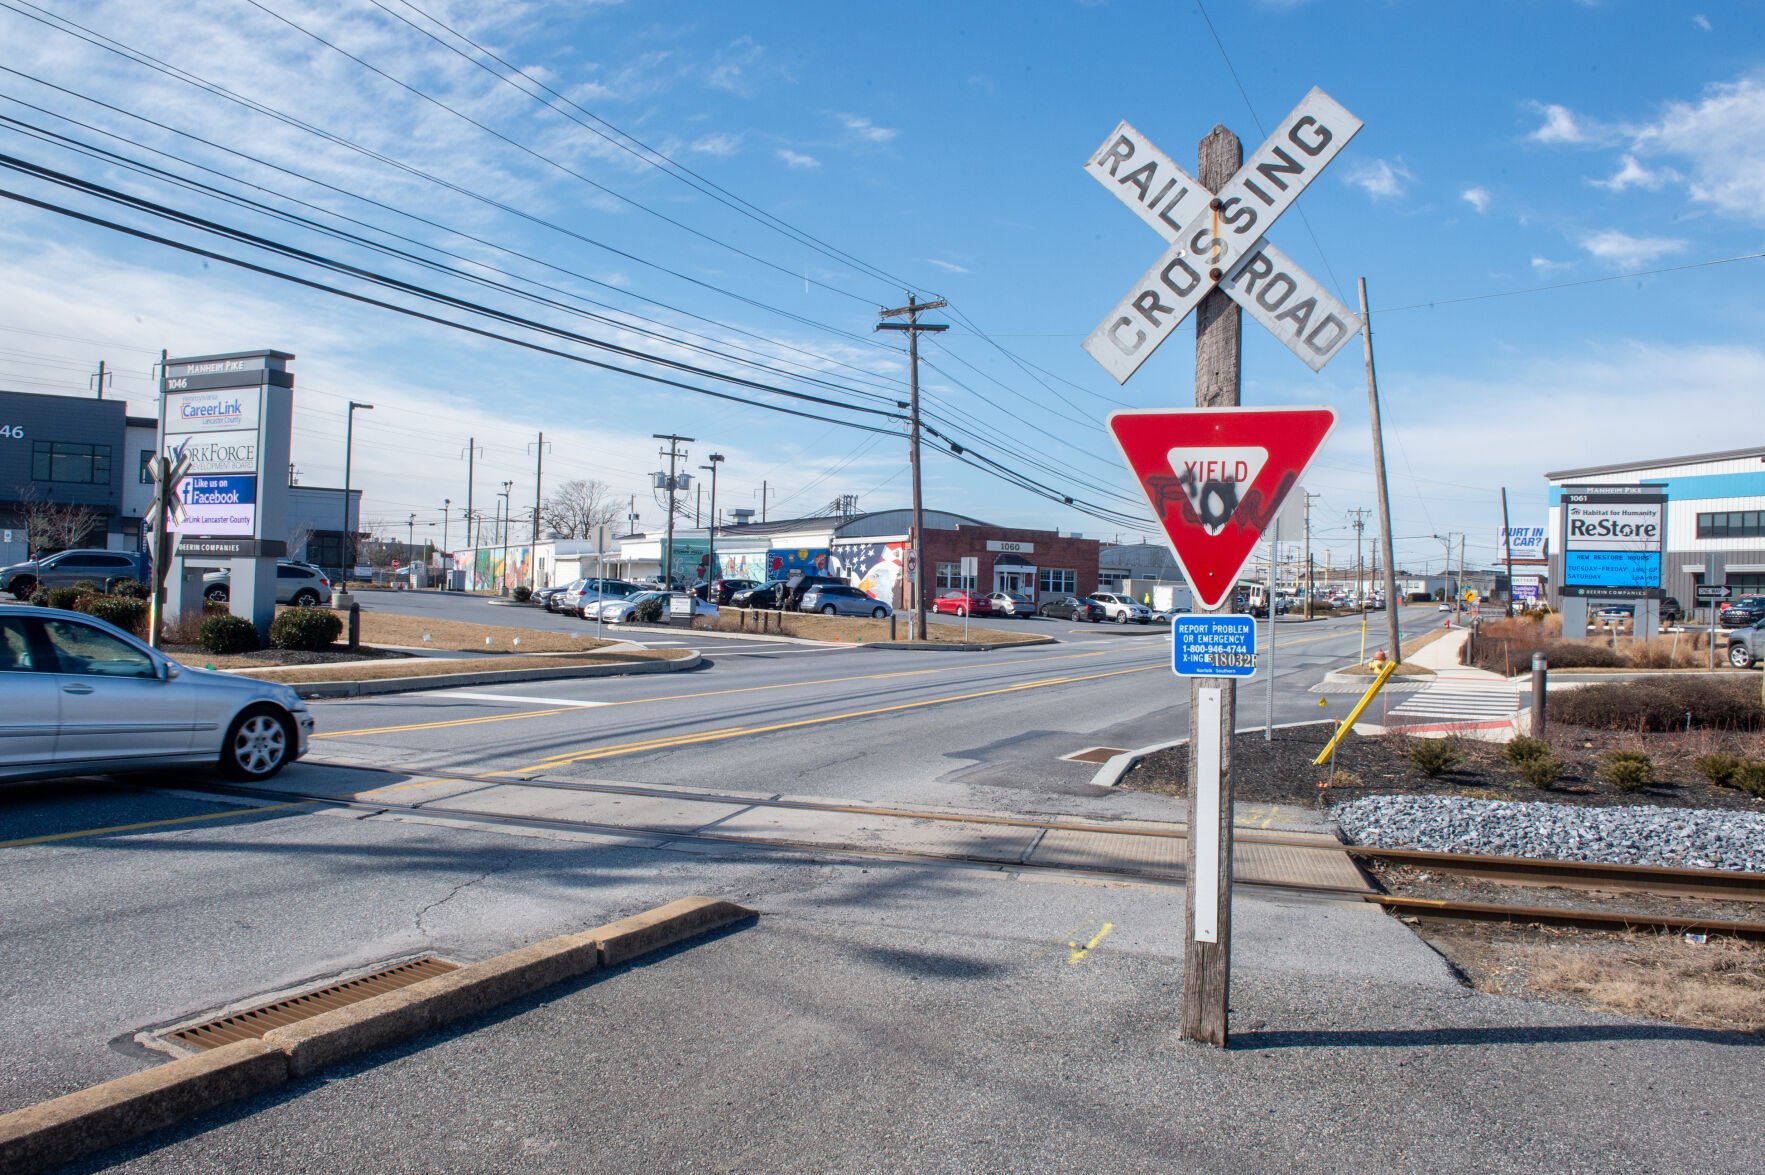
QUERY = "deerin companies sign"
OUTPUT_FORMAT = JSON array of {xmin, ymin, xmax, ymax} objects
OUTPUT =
[{"xmin": 1559, "ymin": 485, "xmax": 1665, "ymax": 599}]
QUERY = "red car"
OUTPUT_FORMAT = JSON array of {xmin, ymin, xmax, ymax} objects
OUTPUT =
[{"xmin": 931, "ymin": 589, "xmax": 992, "ymax": 617}]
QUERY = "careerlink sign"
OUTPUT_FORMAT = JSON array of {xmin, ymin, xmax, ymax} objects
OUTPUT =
[
  {"xmin": 162, "ymin": 387, "xmax": 260, "ymax": 434},
  {"xmin": 1171, "ymin": 614, "xmax": 1259, "ymax": 678},
  {"xmin": 1559, "ymin": 485, "xmax": 1666, "ymax": 600},
  {"xmin": 172, "ymin": 474, "xmax": 257, "ymax": 537}
]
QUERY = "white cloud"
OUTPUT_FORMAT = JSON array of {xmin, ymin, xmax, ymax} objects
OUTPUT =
[
  {"xmin": 1592, "ymin": 153, "xmax": 1677, "ymax": 191},
  {"xmin": 1530, "ymin": 256, "xmax": 1570, "ymax": 273},
  {"xmin": 1628, "ymin": 75, "xmax": 1765, "ymax": 221},
  {"xmin": 1578, "ymin": 230, "xmax": 1686, "ymax": 268},
  {"xmin": 706, "ymin": 36, "xmax": 764, "ymax": 95},
  {"xmin": 776, "ymin": 149, "xmax": 820, "ymax": 170},
  {"xmin": 689, "ymin": 132, "xmax": 742, "ymax": 157},
  {"xmin": 1694, "ymin": 14, "xmax": 1712, "ymax": 31},
  {"xmin": 1527, "ymin": 102, "xmax": 1589, "ymax": 144},
  {"xmin": 927, "ymin": 259, "xmax": 968, "ymax": 274},
  {"xmin": 1461, "ymin": 186, "xmax": 1491, "ymax": 213},
  {"xmin": 1343, "ymin": 158, "xmax": 1413, "ymax": 199},
  {"xmin": 839, "ymin": 114, "xmax": 899, "ymax": 144}
]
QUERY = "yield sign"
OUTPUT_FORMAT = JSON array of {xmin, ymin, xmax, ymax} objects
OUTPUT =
[{"xmin": 1109, "ymin": 406, "xmax": 1336, "ymax": 610}]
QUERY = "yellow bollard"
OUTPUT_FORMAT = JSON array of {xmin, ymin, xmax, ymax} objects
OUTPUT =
[{"xmin": 1312, "ymin": 658, "xmax": 1398, "ymax": 766}]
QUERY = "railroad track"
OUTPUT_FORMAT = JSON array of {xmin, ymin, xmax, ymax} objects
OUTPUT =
[{"xmin": 172, "ymin": 766, "xmax": 1765, "ymax": 941}]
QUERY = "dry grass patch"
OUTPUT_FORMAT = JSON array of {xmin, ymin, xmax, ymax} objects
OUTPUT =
[
  {"xmin": 703, "ymin": 610, "xmax": 1048, "ymax": 646},
  {"xmin": 228, "ymin": 649, "xmax": 685, "ymax": 683},
  {"xmin": 357, "ymin": 610, "xmax": 615, "ymax": 653},
  {"xmin": 1525, "ymin": 935, "xmax": 1765, "ymax": 1033}
]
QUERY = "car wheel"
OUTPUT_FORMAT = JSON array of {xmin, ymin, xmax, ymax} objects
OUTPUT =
[
  {"xmin": 1137, "ymin": 617, "xmax": 1150, "ymax": 625},
  {"xmin": 220, "ymin": 705, "xmax": 294, "ymax": 781},
  {"xmin": 291, "ymin": 589, "xmax": 320, "ymax": 607},
  {"xmin": 956, "ymin": 606, "xmax": 967, "ymax": 617},
  {"xmin": 9, "ymin": 576, "xmax": 35, "ymax": 599},
  {"xmin": 872, "ymin": 606, "xmax": 887, "ymax": 618},
  {"xmin": 1730, "ymin": 644, "xmax": 1755, "ymax": 669},
  {"xmin": 205, "ymin": 585, "xmax": 229, "ymax": 603},
  {"xmin": 1115, "ymin": 612, "xmax": 1128, "ymax": 624},
  {"xmin": 822, "ymin": 604, "xmax": 838, "ymax": 615}
]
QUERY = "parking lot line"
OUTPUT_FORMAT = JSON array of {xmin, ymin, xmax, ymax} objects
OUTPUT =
[{"xmin": 0, "ymin": 801, "xmax": 312, "ymax": 849}]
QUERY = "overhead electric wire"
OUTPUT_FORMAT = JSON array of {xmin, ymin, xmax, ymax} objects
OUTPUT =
[{"xmin": 0, "ymin": 1, "xmax": 899, "ymax": 349}]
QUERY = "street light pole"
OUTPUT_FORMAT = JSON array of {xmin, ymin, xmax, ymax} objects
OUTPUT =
[
  {"xmin": 701, "ymin": 453, "xmax": 724, "ymax": 593},
  {"xmin": 343, "ymin": 401, "xmax": 373, "ymax": 581},
  {"xmin": 498, "ymin": 481, "xmax": 513, "ymax": 597}
]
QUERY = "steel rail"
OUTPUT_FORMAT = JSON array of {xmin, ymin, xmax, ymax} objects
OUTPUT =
[
  {"xmin": 1366, "ymin": 894, "xmax": 1765, "ymax": 941},
  {"xmin": 1347, "ymin": 845, "xmax": 1765, "ymax": 903}
]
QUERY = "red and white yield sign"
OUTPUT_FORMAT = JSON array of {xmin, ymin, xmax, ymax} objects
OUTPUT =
[
  {"xmin": 1083, "ymin": 88, "xmax": 1363, "ymax": 381},
  {"xmin": 1109, "ymin": 407, "xmax": 1336, "ymax": 610}
]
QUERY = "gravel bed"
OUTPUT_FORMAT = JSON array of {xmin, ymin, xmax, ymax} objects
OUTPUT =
[{"xmin": 1333, "ymin": 794, "xmax": 1765, "ymax": 872}]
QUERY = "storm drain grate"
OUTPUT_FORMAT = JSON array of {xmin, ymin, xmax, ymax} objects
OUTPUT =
[
  {"xmin": 167, "ymin": 957, "xmax": 459, "ymax": 1051},
  {"xmin": 1063, "ymin": 746, "xmax": 1128, "ymax": 764}
]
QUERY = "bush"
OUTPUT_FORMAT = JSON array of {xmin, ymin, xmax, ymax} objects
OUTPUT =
[
  {"xmin": 512, "ymin": 585, "xmax": 532, "ymax": 602},
  {"xmin": 28, "ymin": 587, "xmax": 50, "ymax": 607},
  {"xmin": 70, "ymin": 579, "xmax": 100, "ymax": 594},
  {"xmin": 1406, "ymin": 738, "xmax": 1463, "ymax": 778},
  {"xmin": 45, "ymin": 586, "xmax": 83, "ymax": 610},
  {"xmin": 1502, "ymin": 735, "xmax": 1550, "ymax": 764},
  {"xmin": 197, "ymin": 613, "xmax": 260, "ymax": 655},
  {"xmin": 1601, "ymin": 750, "xmax": 1654, "ymax": 792},
  {"xmin": 268, "ymin": 607, "xmax": 342, "ymax": 651},
  {"xmin": 632, "ymin": 595, "xmax": 664, "ymax": 623},
  {"xmin": 1516, "ymin": 754, "xmax": 1564, "ymax": 789},
  {"xmin": 1551, "ymin": 678, "xmax": 1765, "ymax": 732},
  {"xmin": 79, "ymin": 595, "xmax": 147, "ymax": 634},
  {"xmin": 1694, "ymin": 753, "xmax": 1743, "ymax": 788},
  {"xmin": 110, "ymin": 578, "xmax": 148, "ymax": 599},
  {"xmin": 1732, "ymin": 761, "xmax": 1765, "ymax": 798}
]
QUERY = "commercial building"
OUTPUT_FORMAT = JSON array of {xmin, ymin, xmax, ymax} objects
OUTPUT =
[{"xmin": 1545, "ymin": 447, "xmax": 1765, "ymax": 609}]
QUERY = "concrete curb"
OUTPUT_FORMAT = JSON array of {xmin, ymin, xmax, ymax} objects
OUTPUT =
[
  {"xmin": 854, "ymin": 636, "xmax": 1057, "ymax": 652},
  {"xmin": 1089, "ymin": 718, "xmax": 1339, "ymax": 788},
  {"xmin": 279, "ymin": 652, "xmax": 703, "ymax": 698},
  {"xmin": 0, "ymin": 896, "xmax": 756, "ymax": 1174},
  {"xmin": 1318, "ymin": 667, "xmax": 1433, "ymax": 690}
]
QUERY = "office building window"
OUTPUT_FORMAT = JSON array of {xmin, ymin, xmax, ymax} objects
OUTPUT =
[
  {"xmin": 935, "ymin": 562, "xmax": 963, "ymax": 589},
  {"xmin": 31, "ymin": 440, "xmax": 112, "ymax": 485},
  {"xmin": 1697, "ymin": 511, "xmax": 1765, "ymax": 540},
  {"xmin": 1038, "ymin": 568, "xmax": 1076, "ymax": 595},
  {"xmin": 1098, "ymin": 570, "xmax": 1126, "ymax": 590},
  {"xmin": 138, "ymin": 449, "xmax": 156, "ymax": 484}
]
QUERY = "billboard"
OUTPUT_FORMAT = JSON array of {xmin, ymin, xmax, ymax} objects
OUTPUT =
[
  {"xmin": 1559, "ymin": 485, "xmax": 1665, "ymax": 599},
  {"xmin": 165, "ymin": 430, "xmax": 260, "ymax": 476},
  {"xmin": 162, "ymin": 388, "xmax": 261, "ymax": 434},
  {"xmin": 1497, "ymin": 526, "xmax": 1547, "ymax": 561}
]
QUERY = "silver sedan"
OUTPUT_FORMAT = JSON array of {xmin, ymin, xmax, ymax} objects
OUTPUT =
[{"xmin": 0, "ymin": 604, "xmax": 313, "ymax": 784}]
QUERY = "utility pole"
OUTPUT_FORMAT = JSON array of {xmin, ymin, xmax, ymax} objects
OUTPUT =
[
  {"xmin": 92, "ymin": 359, "xmax": 109, "ymax": 399},
  {"xmin": 441, "ymin": 499, "xmax": 451, "ymax": 569},
  {"xmin": 1360, "ymin": 278, "xmax": 1403, "ymax": 662},
  {"xmin": 654, "ymin": 434, "xmax": 694, "ymax": 590},
  {"xmin": 1302, "ymin": 491, "xmax": 1320, "ymax": 619},
  {"xmin": 877, "ymin": 294, "xmax": 947, "ymax": 638},
  {"xmin": 406, "ymin": 513, "xmax": 415, "ymax": 565},
  {"xmin": 498, "ymin": 481, "xmax": 512, "ymax": 595},
  {"xmin": 627, "ymin": 496, "xmax": 638, "ymax": 534},
  {"xmin": 759, "ymin": 481, "xmax": 768, "ymax": 523},
  {"xmin": 1348, "ymin": 508, "xmax": 1370, "ymax": 615},
  {"xmin": 701, "ymin": 453, "xmax": 724, "ymax": 589},
  {"xmin": 343, "ymin": 401, "xmax": 373, "ymax": 580},
  {"xmin": 461, "ymin": 437, "xmax": 482, "ymax": 549},
  {"xmin": 1501, "ymin": 487, "xmax": 1517, "ymax": 615},
  {"xmin": 528, "ymin": 432, "xmax": 550, "ymax": 589},
  {"xmin": 1458, "ymin": 533, "xmax": 1467, "ymax": 623}
]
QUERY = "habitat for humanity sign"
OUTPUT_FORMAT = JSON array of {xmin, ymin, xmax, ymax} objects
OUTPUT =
[
  {"xmin": 1560, "ymin": 485, "xmax": 1665, "ymax": 599},
  {"xmin": 172, "ymin": 474, "xmax": 256, "ymax": 536}
]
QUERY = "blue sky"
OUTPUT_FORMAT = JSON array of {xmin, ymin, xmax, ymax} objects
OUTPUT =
[{"xmin": 1, "ymin": 0, "xmax": 1761, "ymax": 574}]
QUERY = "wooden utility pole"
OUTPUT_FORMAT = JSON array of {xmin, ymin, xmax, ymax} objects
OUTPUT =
[
  {"xmin": 529, "ymin": 432, "xmax": 550, "ymax": 589},
  {"xmin": 1359, "ymin": 278, "xmax": 1403, "ymax": 660},
  {"xmin": 877, "ymin": 295, "xmax": 947, "ymax": 639},
  {"xmin": 1501, "ymin": 488, "xmax": 1517, "ymax": 613},
  {"xmin": 1180, "ymin": 124, "xmax": 1242, "ymax": 1049}
]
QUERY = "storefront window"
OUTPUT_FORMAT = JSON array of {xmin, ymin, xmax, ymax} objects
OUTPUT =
[
  {"xmin": 935, "ymin": 562, "xmax": 962, "ymax": 589},
  {"xmin": 1038, "ymin": 568, "xmax": 1076, "ymax": 595}
]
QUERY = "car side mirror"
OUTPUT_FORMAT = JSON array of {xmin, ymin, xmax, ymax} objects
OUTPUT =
[{"xmin": 160, "ymin": 659, "xmax": 181, "ymax": 681}]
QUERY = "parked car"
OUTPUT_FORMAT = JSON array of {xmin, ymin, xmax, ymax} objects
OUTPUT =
[
  {"xmin": 203, "ymin": 561, "xmax": 332, "ymax": 607},
  {"xmin": 778, "ymin": 575, "xmax": 850, "ymax": 611},
  {"xmin": 1661, "ymin": 596, "xmax": 1682, "ymax": 623},
  {"xmin": 985, "ymin": 591, "xmax": 1033, "ymax": 617},
  {"xmin": 1, "ymin": 549, "xmax": 152, "ymax": 598},
  {"xmin": 589, "ymin": 591, "xmax": 717, "ymax": 625},
  {"xmin": 563, "ymin": 577, "xmax": 639, "ymax": 617},
  {"xmin": 0, "ymin": 604, "xmax": 312, "ymax": 783},
  {"xmin": 1038, "ymin": 595, "xmax": 1102, "ymax": 622},
  {"xmin": 1728, "ymin": 619, "xmax": 1765, "ymax": 668},
  {"xmin": 729, "ymin": 583, "xmax": 785, "ymax": 609},
  {"xmin": 931, "ymin": 589, "xmax": 992, "ymax": 617},
  {"xmin": 800, "ymin": 584, "xmax": 891, "ymax": 619},
  {"xmin": 1593, "ymin": 604, "xmax": 1635, "ymax": 624},
  {"xmin": 692, "ymin": 579, "xmax": 761, "ymax": 605},
  {"xmin": 1719, "ymin": 596, "xmax": 1765, "ymax": 628},
  {"xmin": 536, "ymin": 583, "xmax": 575, "ymax": 611},
  {"xmin": 1088, "ymin": 591, "xmax": 1152, "ymax": 624}
]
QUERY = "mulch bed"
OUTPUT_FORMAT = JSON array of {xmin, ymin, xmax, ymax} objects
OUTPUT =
[
  {"xmin": 162, "ymin": 644, "xmax": 408, "ymax": 667},
  {"xmin": 1120, "ymin": 720, "xmax": 1765, "ymax": 813}
]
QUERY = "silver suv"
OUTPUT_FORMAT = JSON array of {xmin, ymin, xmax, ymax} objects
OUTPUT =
[
  {"xmin": 1088, "ymin": 591, "xmax": 1152, "ymax": 624},
  {"xmin": 1727, "ymin": 618, "xmax": 1765, "ymax": 668},
  {"xmin": 799, "ymin": 584, "xmax": 891, "ymax": 618},
  {"xmin": 203, "ymin": 561, "xmax": 332, "ymax": 607}
]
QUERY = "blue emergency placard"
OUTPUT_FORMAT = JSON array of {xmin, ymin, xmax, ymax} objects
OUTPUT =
[{"xmin": 1171, "ymin": 614, "xmax": 1258, "ymax": 678}]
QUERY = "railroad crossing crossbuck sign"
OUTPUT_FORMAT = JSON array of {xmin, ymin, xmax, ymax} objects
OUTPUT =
[{"xmin": 1083, "ymin": 87, "xmax": 1364, "ymax": 381}]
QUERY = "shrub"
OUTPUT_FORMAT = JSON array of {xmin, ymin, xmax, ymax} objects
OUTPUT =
[
  {"xmin": 632, "ymin": 595, "xmax": 664, "ymax": 623},
  {"xmin": 79, "ymin": 595, "xmax": 147, "ymax": 634},
  {"xmin": 70, "ymin": 579, "xmax": 100, "ymax": 594},
  {"xmin": 1516, "ymin": 754, "xmax": 1564, "ymax": 789},
  {"xmin": 1694, "ymin": 753, "xmax": 1743, "ymax": 788},
  {"xmin": 45, "ymin": 586, "xmax": 83, "ymax": 610},
  {"xmin": 197, "ymin": 613, "xmax": 259, "ymax": 655},
  {"xmin": 1731, "ymin": 761, "xmax": 1765, "ymax": 798},
  {"xmin": 28, "ymin": 587, "xmax": 50, "ymax": 606},
  {"xmin": 1502, "ymin": 735, "xmax": 1550, "ymax": 764},
  {"xmin": 1553, "ymin": 678, "xmax": 1765, "ymax": 732},
  {"xmin": 268, "ymin": 607, "xmax": 342, "ymax": 651},
  {"xmin": 1406, "ymin": 738, "xmax": 1463, "ymax": 778},
  {"xmin": 1601, "ymin": 750, "xmax": 1654, "ymax": 793},
  {"xmin": 512, "ymin": 585, "xmax": 532, "ymax": 602},
  {"xmin": 110, "ymin": 578, "xmax": 148, "ymax": 599}
]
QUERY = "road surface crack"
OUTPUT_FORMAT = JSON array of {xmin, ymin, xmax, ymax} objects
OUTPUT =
[{"xmin": 414, "ymin": 869, "xmax": 498, "ymax": 937}]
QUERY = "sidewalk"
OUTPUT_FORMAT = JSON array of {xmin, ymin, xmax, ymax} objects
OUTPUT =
[{"xmin": 1380, "ymin": 628, "xmax": 1520, "ymax": 739}]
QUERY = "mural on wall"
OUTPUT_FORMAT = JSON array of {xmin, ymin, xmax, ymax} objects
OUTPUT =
[
  {"xmin": 457, "ymin": 546, "xmax": 532, "ymax": 592},
  {"xmin": 719, "ymin": 551, "xmax": 768, "ymax": 583},
  {"xmin": 767, "ymin": 547, "xmax": 831, "ymax": 582},
  {"xmin": 830, "ymin": 542, "xmax": 904, "ymax": 603},
  {"xmin": 665, "ymin": 538, "xmax": 710, "ymax": 584}
]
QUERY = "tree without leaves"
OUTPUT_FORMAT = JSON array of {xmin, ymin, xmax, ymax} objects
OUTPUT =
[
  {"xmin": 543, "ymin": 478, "xmax": 622, "ymax": 540},
  {"xmin": 16, "ymin": 485, "xmax": 102, "ymax": 554}
]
